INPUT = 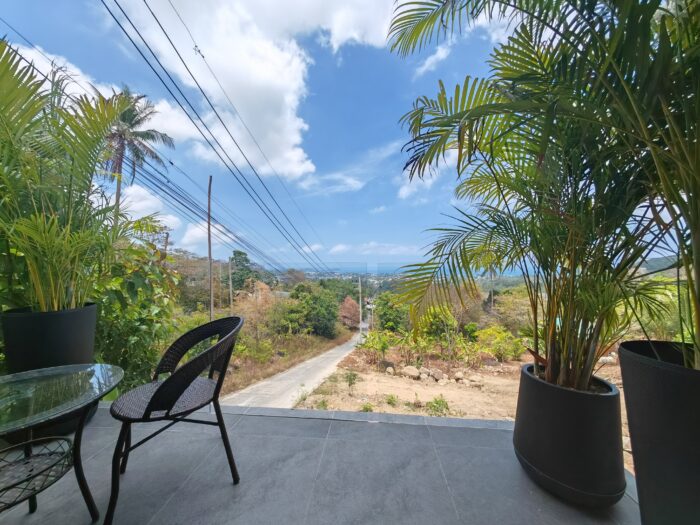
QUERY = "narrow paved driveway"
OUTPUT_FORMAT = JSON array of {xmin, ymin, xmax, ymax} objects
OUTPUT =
[{"xmin": 221, "ymin": 331, "xmax": 362, "ymax": 408}]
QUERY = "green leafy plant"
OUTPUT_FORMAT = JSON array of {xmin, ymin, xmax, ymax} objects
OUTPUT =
[
  {"xmin": 374, "ymin": 292, "xmax": 410, "ymax": 332},
  {"xmin": 390, "ymin": 3, "xmax": 671, "ymax": 389},
  {"xmin": 0, "ymin": 42, "xmax": 132, "ymax": 312},
  {"xmin": 95, "ymin": 231, "xmax": 179, "ymax": 389},
  {"xmin": 385, "ymin": 394, "xmax": 399, "ymax": 407},
  {"xmin": 344, "ymin": 370, "xmax": 358, "ymax": 390},
  {"xmin": 316, "ymin": 398, "xmax": 329, "ymax": 410},
  {"xmin": 360, "ymin": 402, "xmax": 374, "ymax": 412},
  {"xmin": 473, "ymin": 326, "xmax": 523, "ymax": 363},
  {"xmin": 425, "ymin": 395, "xmax": 449, "ymax": 417}
]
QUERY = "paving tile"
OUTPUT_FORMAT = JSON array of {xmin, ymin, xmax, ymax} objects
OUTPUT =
[
  {"xmin": 333, "ymin": 410, "xmax": 427, "ymax": 425},
  {"xmin": 327, "ymin": 419, "xmax": 431, "ymax": 444},
  {"xmin": 428, "ymin": 425, "xmax": 513, "ymax": 449},
  {"xmin": 150, "ymin": 433, "xmax": 325, "ymax": 524},
  {"xmin": 436, "ymin": 445, "xmax": 640, "ymax": 525},
  {"xmin": 232, "ymin": 414, "xmax": 330, "ymax": 439},
  {"xmin": 306, "ymin": 438, "xmax": 460, "ymax": 525}
]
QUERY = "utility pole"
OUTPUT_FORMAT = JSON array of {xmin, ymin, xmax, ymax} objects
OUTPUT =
[
  {"xmin": 207, "ymin": 175, "xmax": 213, "ymax": 321},
  {"xmin": 218, "ymin": 262, "xmax": 223, "ymax": 309},
  {"xmin": 358, "ymin": 275, "xmax": 363, "ymax": 335},
  {"xmin": 228, "ymin": 256, "xmax": 233, "ymax": 316}
]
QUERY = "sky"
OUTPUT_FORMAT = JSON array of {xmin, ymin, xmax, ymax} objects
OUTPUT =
[{"xmin": 1, "ymin": 1, "xmax": 506, "ymax": 272}]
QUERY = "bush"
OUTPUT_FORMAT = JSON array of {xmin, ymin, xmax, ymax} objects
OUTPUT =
[
  {"xmin": 267, "ymin": 283, "xmax": 339, "ymax": 338},
  {"xmin": 425, "ymin": 395, "xmax": 449, "ymax": 417},
  {"xmin": 339, "ymin": 295, "xmax": 360, "ymax": 329},
  {"xmin": 474, "ymin": 326, "xmax": 523, "ymax": 362},
  {"xmin": 360, "ymin": 403, "xmax": 374, "ymax": 412},
  {"xmin": 374, "ymin": 292, "xmax": 409, "ymax": 332},
  {"xmin": 385, "ymin": 394, "xmax": 398, "ymax": 407},
  {"xmin": 419, "ymin": 306, "xmax": 458, "ymax": 338},
  {"xmin": 95, "ymin": 242, "xmax": 179, "ymax": 389},
  {"xmin": 358, "ymin": 330, "xmax": 394, "ymax": 363}
]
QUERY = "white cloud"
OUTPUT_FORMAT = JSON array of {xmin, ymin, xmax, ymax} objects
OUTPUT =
[
  {"xmin": 369, "ymin": 205, "xmax": 387, "ymax": 214},
  {"xmin": 302, "ymin": 243, "xmax": 324, "ymax": 254},
  {"xmin": 414, "ymin": 42, "xmax": 452, "ymax": 78},
  {"xmin": 11, "ymin": 44, "xmax": 117, "ymax": 96},
  {"xmin": 113, "ymin": 1, "xmax": 394, "ymax": 184},
  {"xmin": 121, "ymin": 184, "xmax": 182, "ymax": 230},
  {"xmin": 179, "ymin": 221, "xmax": 232, "ymax": 252},
  {"xmin": 470, "ymin": 13, "xmax": 512, "ymax": 44},
  {"xmin": 329, "ymin": 243, "xmax": 351, "ymax": 254},
  {"xmin": 299, "ymin": 173, "xmax": 365, "ymax": 194},
  {"xmin": 329, "ymin": 241, "xmax": 421, "ymax": 257}
]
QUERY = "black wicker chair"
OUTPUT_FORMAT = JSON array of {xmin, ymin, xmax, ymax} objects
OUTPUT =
[{"xmin": 104, "ymin": 316, "xmax": 244, "ymax": 525}]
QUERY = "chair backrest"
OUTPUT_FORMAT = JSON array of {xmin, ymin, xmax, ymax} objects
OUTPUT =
[{"xmin": 145, "ymin": 316, "xmax": 244, "ymax": 417}]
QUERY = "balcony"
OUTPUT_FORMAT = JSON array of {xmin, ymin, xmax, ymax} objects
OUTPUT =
[{"xmin": 4, "ymin": 404, "xmax": 639, "ymax": 525}]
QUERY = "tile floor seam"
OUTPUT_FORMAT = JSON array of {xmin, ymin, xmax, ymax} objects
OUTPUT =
[
  {"xmin": 144, "ymin": 445, "xmax": 219, "ymax": 525},
  {"xmin": 426, "ymin": 424, "xmax": 462, "ymax": 523},
  {"xmin": 302, "ymin": 419, "xmax": 333, "ymax": 525}
]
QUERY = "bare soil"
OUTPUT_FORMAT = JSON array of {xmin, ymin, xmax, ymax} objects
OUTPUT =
[{"xmin": 297, "ymin": 347, "xmax": 634, "ymax": 472}]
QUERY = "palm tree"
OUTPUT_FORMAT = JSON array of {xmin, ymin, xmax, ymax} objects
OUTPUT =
[
  {"xmin": 106, "ymin": 86, "xmax": 174, "ymax": 219},
  {"xmin": 390, "ymin": 2, "xmax": 675, "ymax": 389},
  {"xmin": 389, "ymin": 0, "xmax": 700, "ymax": 367}
]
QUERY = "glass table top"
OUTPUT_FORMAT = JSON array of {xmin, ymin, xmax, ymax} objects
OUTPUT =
[{"xmin": 0, "ymin": 364, "xmax": 123, "ymax": 435}]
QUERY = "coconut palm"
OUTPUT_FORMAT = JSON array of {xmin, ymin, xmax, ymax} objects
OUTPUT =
[{"xmin": 105, "ymin": 86, "xmax": 174, "ymax": 219}]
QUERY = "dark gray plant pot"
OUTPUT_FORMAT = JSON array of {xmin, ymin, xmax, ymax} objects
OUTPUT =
[
  {"xmin": 619, "ymin": 340, "xmax": 700, "ymax": 524},
  {"xmin": 1, "ymin": 303, "xmax": 98, "ymax": 438},
  {"xmin": 2, "ymin": 303, "xmax": 97, "ymax": 373},
  {"xmin": 513, "ymin": 364, "xmax": 626, "ymax": 507}
]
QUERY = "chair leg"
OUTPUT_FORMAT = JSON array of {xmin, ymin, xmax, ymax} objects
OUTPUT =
[
  {"xmin": 213, "ymin": 400, "xmax": 240, "ymax": 485},
  {"xmin": 105, "ymin": 423, "xmax": 129, "ymax": 525},
  {"xmin": 119, "ymin": 424, "xmax": 131, "ymax": 474}
]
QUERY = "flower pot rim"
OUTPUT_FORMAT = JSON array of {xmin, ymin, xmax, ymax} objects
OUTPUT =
[
  {"xmin": 2, "ymin": 302, "xmax": 97, "ymax": 317},
  {"xmin": 521, "ymin": 363, "xmax": 618, "ymax": 397},
  {"xmin": 620, "ymin": 339, "xmax": 700, "ymax": 380}
]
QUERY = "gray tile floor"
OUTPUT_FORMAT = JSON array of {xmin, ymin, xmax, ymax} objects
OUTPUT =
[{"xmin": 4, "ymin": 405, "xmax": 640, "ymax": 525}]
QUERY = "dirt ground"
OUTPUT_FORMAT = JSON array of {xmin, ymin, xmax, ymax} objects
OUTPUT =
[{"xmin": 296, "ymin": 348, "xmax": 634, "ymax": 472}]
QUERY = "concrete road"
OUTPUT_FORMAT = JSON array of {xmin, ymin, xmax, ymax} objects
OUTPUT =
[{"xmin": 221, "ymin": 331, "xmax": 363, "ymax": 408}]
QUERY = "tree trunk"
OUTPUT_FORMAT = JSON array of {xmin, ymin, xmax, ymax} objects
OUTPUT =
[{"xmin": 112, "ymin": 140, "xmax": 125, "ymax": 224}]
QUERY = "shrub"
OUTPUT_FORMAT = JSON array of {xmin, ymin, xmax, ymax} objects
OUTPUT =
[
  {"xmin": 425, "ymin": 395, "xmax": 449, "ymax": 417},
  {"xmin": 358, "ymin": 330, "xmax": 393, "ymax": 363},
  {"xmin": 95, "ymin": 242, "xmax": 179, "ymax": 390},
  {"xmin": 360, "ymin": 403, "xmax": 374, "ymax": 412},
  {"xmin": 344, "ymin": 370, "xmax": 358, "ymax": 389},
  {"xmin": 455, "ymin": 334, "xmax": 481, "ymax": 368},
  {"xmin": 474, "ymin": 326, "xmax": 523, "ymax": 362},
  {"xmin": 385, "ymin": 394, "xmax": 398, "ymax": 407},
  {"xmin": 374, "ymin": 292, "xmax": 409, "ymax": 332},
  {"xmin": 419, "ymin": 306, "xmax": 458, "ymax": 338},
  {"xmin": 268, "ymin": 284, "xmax": 339, "ymax": 338},
  {"xmin": 316, "ymin": 398, "xmax": 329, "ymax": 410}
]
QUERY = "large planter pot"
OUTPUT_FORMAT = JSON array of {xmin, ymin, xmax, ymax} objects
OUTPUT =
[
  {"xmin": 2, "ymin": 303, "xmax": 97, "ymax": 373},
  {"xmin": 513, "ymin": 364, "xmax": 626, "ymax": 507},
  {"xmin": 619, "ymin": 340, "xmax": 700, "ymax": 524}
]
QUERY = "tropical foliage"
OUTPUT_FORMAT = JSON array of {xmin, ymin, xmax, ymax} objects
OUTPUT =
[
  {"xmin": 0, "ymin": 40, "xmax": 130, "ymax": 312},
  {"xmin": 390, "ymin": 0, "xmax": 684, "ymax": 388}
]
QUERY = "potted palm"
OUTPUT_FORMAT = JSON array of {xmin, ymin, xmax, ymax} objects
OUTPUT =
[
  {"xmin": 0, "ymin": 41, "xmax": 127, "ymax": 372},
  {"xmin": 390, "ymin": 1, "xmax": 669, "ymax": 508}
]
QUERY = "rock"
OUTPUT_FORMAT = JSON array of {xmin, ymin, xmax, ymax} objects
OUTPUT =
[
  {"xmin": 454, "ymin": 371, "xmax": 464, "ymax": 380},
  {"xmin": 467, "ymin": 374, "xmax": 483, "ymax": 382},
  {"xmin": 449, "ymin": 379, "xmax": 456, "ymax": 383},
  {"xmin": 401, "ymin": 366, "xmax": 420, "ymax": 379},
  {"xmin": 437, "ymin": 378, "xmax": 448, "ymax": 386},
  {"xmin": 599, "ymin": 356, "xmax": 616, "ymax": 365},
  {"xmin": 431, "ymin": 369, "xmax": 444, "ymax": 381},
  {"xmin": 420, "ymin": 373, "xmax": 430, "ymax": 381},
  {"xmin": 419, "ymin": 367, "xmax": 431, "ymax": 376},
  {"xmin": 386, "ymin": 367, "xmax": 395, "ymax": 376}
]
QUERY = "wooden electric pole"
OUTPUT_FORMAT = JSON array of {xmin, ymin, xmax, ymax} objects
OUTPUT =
[
  {"xmin": 207, "ymin": 175, "xmax": 213, "ymax": 321},
  {"xmin": 228, "ymin": 256, "xmax": 234, "ymax": 315}
]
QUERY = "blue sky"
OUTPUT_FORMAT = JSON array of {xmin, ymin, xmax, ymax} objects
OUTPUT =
[{"xmin": 2, "ymin": 1, "xmax": 505, "ymax": 271}]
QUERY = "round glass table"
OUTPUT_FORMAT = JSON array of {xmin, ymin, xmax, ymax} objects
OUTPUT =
[{"xmin": 0, "ymin": 364, "xmax": 123, "ymax": 521}]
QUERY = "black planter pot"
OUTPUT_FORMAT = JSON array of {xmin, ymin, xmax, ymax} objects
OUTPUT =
[
  {"xmin": 513, "ymin": 364, "xmax": 626, "ymax": 507},
  {"xmin": 1, "ymin": 304, "xmax": 98, "ymax": 438},
  {"xmin": 2, "ymin": 303, "xmax": 97, "ymax": 373},
  {"xmin": 619, "ymin": 340, "xmax": 700, "ymax": 524}
]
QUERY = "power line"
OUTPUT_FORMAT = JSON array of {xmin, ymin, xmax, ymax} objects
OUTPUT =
[
  {"xmin": 141, "ymin": 0, "xmax": 330, "ymax": 272},
  {"xmin": 165, "ymin": 0, "xmax": 326, "ymax": 247},
  {"xmin": 102, "ymin": 0, "xmax": 327, "ymax": 273}
]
